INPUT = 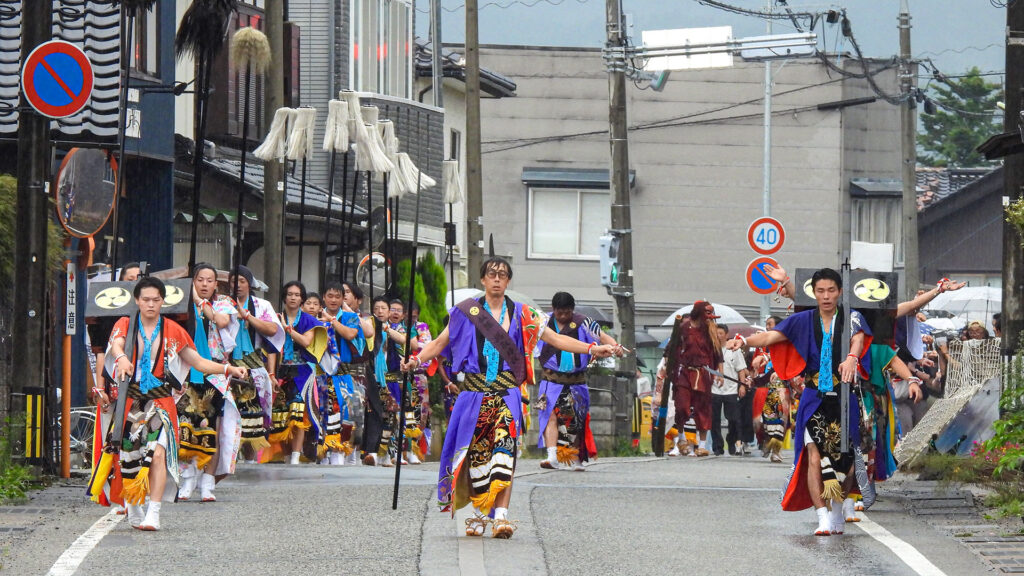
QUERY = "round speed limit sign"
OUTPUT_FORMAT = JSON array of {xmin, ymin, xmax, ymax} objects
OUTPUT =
[{"xmin": 747, "ymin": 217, "xmax": 785, "ymax": 255}]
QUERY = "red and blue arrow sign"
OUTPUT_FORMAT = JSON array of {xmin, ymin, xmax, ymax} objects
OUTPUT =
[{"xmin": 21, "ymin": 41, "xmax": 94, "ymax": 119}]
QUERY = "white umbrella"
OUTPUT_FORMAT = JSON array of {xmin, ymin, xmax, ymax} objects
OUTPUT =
[
  {"xmin": 660, "ymin": 303, "xmax": 748, "ymax": 326},
  {"xmin": 926, "ymin": 286, "xmax": 1000, "ymax": 318},
  {"xmin": 444, "ymin": 287, "xmax": 539, "ymax": 310},
  {"xmin": 923, "ymin": 317, "xmax": 965, "ymax": 333}
]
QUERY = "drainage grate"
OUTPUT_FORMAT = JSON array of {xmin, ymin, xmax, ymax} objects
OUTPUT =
[
  {"xmin": 0, "ymin": 527, "xmax": 29, "ymax": 533},
  {"xmin": 961, "ymin": 536, "xmax": 1024, "ymax": 574},
  {"xmin": 0, "ymin": 508, "xmax": 55, "ymax": 515},
  {"xmin": 907, "ymin": 491, "xmax": 975, "ymax": 515}
]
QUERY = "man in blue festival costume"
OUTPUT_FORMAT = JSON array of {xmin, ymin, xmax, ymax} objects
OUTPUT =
[{"xmin": 726, "ymin": 268, "xmax": 872, "ymax": 536}]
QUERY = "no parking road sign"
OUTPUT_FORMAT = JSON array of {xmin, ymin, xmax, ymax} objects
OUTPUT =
[
  {"xmin": 747, "ymin": 217, "xmax": 785, "ymax": 255},
  {"xmin": 746, "ymin": 256, "xmax": 779, "ymax": 295},
  {"xmin": 21, "ymin": 41, "xmax": 94, "ymax": 119}
]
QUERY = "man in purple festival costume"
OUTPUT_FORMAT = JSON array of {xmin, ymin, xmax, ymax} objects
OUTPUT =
[{"xmin": 403, "ymin": 257, "xmax": 617, "ymax": 539}]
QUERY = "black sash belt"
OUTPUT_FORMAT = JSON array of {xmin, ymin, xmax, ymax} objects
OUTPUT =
[
  {"xmin": 540, "ymin": 369, "xmax": 586, "ymax": 385},
  {"xmin": 461, "ymin": 371, "xmax": 518, "ymax": 392}
]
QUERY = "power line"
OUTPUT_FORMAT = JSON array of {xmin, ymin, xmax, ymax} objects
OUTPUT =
[
  {"xmin": 482, "ymin": 77, "xmax": 857, "ymax": 154},
  {"xmin": 917, "ymin": 43, "xmax": 1004, "ymax": 58}
]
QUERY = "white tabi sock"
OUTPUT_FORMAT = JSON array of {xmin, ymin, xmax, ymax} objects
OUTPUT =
[
  {"xmin": 829, "ymin": 499, "xmax": 845, "ymax": 533},
  {"xmin": 815, "ymin": 506, "xmax": 831, "ymax": 535},
  {"xmin": 546, "ymin": 446, "xmax": 557, "ymax": 462},
  {"xmin": 698, "ymin": 438, "xmax": 707, "ymax": 450},
  {"xmin": 494, "ymin": 507, "xmax": 508, "ymax": 521},
  {"xmin": 290, "ymin": 451, "xmax": 301, "ymax": 465},
  {"xmin": 200, "ymin": 473, "xmax": 216, "ymax": 501}
]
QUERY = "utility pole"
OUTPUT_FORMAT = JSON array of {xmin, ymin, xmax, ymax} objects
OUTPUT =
[
  {"xmin": 431, "ymin": 0, "xmax": 444, "ymax": 109},
  {"xmin": 1002, "ymin": 1, "xmax": 1024, "ymax": 354},
  {"xmin": 11, "ymin": 0, "xmax": 53, "ymax": 448},
  {"xmin": 263, "ymin": 0, "xmax": 285, "ymax": 304},
  {"xmin": 465, "ymin": 0, "xmax": 483, "ymax": 277},
  {"xmin": 760, "ymin": 10, "xmax": 772, "ymax": 324},
  {"xmin": 899, "ymin": 0, "xmax": 919, "ymax": 299},
  {"xmin": 605, "ymin": 0, "xmax": 637, "ymax": 442}
]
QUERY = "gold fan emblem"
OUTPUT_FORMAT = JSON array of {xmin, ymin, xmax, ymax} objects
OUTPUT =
[
  {"xmin": 854, "ymin": 278, "xmax": 891, "ymax": 302},
  {"xmin": 94, "ymin": 287, "xmax": 131, "ymax": 310},
  {"xmin": 163, "ymin": 285, "xmax": 186, "ymax": 307},
  {"xmin": 469, "ymin": 306, "xmax": 480, "ymax": 316}
]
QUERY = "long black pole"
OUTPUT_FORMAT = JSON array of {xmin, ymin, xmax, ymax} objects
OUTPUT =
[
  {"xmin": 297, "ymin": 157, "xmax": 307, "ymax": 281},
  {"xmin": 367, "ymin": 172, "xmax": 375, "ymax": 303},
  {"xmin": 341, "ymin": 163, "xmax": 356, "ymax": 281},
  {"xmin": 448, "ymin": 203, "xmax": 456, "ymax": 306},
  {"xmin": 322, "ymin": 149, "xmax": 337, "ymax": 285},
  {"xmin": 188, "ymin": 60, "xmax": 214, "ymax": 274},
  {"xmin": 111, "ymin": 8, "xmax": 136, "ymax": 270},
  {"xmin": 232, "ymin": 64, "xmax": 253, "ymax": 300},
  {"xmin": 393, "ymin": 140, "xmax": 424, "ymax": 511},
  {"xmin": 377, "ymin": 172, "xmax": 387, "ymax": 294}
]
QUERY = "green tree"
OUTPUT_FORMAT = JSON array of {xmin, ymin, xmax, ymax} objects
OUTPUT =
[
  {"xmin": 917, "ymin": 67, "xmax": 1003, "ymax": 167},
  {"xmin": 0, "ymin": 174, "xmax": 65, "ymax": 302},
  {"xmin": 394, "ymin": 252, "xmax": 448, "ymax": 337}
]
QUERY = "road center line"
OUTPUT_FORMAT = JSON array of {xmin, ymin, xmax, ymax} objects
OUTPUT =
[
  {"xmin": 455, "ymin": 508, "xmax": 487, "ymax": 576},
  {"xmin": 46, "ymin": 508, "xmax": 122, "ymax": 576},
  {"xmin": 855, "ymin": 514, "xmax": 948, "ymax": 576}
]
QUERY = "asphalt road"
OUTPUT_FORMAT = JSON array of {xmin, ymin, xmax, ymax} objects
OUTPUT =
[{"xmin": 0, "ymin": 453, "xmax": 993, "ymax": 576}]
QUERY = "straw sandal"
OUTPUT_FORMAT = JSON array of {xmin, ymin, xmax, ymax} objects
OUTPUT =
[
  {"xmin": 465, "ymin": 516, "xmax": 489, "ymax": 537},
  {"xmin": 492, "ymin": 519, "xmax": 518, "ymax": 539}
]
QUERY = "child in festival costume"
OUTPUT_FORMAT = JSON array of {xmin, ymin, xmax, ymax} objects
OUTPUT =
[
  {"xmin": 402, "ymin": 258, "xmax": 617, "ymax": 539},
  {"xmin": 316, "ymin": 283, "xmax": 364, "ymax": 465},
  {"xmin": 91, "ymin": 277, "xmax": 247, "ymax": 531},
  {"xmin": 266, "ymin": 281, "xmax": 333, "ymax": 464}
]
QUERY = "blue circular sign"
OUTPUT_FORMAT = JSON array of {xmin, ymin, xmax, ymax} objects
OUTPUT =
[{"xmin": 21, "ymin": 41, "xmax": 94, "ymax": 119}]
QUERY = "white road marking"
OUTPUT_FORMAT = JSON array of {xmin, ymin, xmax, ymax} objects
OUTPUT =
[
  {"xmin": 455, "ymin": 507, "xmax": 487, "ymax": 576},
  {"xmin": 46, "ymin": 509, "xmax": 123, "ymax": 576},
  {"xmin": 855, "ymin": 514, "xmax": 948, "ymax": 576}
]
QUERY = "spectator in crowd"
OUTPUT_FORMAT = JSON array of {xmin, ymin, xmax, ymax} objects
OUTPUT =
[
  {"xmin": 992, "ymin": 313, "xmax": 1002, "ymax": 338},
  {"xmin": 711, "ymin": 324, "xmax": 750, "ymax": 456}
]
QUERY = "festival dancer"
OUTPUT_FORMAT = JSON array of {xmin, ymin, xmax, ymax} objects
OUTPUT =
[
  {"xmin": 372, "ymin": 299, "xmax": 418, "ymax": 466},
  {"xmin": 536, "ymin": 291, "xmax": 622, "ymax": 470},
  {"xmin": 402, "ymin": 257, "xmax": 617, "ymax": 539},
  {"xmin": 726, "ymin": 268, "xmax": 872, "ymax": 536},
  {"xmin": 177, "ymin": 264, "xmax": 241, "ymax": 503},
  {"xmin": 88, "ymin": 262, "xmax": 141, "ymax": 514},
  {"xmin": 362, "ymin": 296, "xmax": 395, "ymax": 465},
  {"xmin": 658, "ymin": 301, "xmax": 723, "ymax": 457},
  {"xmin": 316, "ymin": 283, "xmax": 367, "ymax": 465},
  {"xmin": 340, "ymin": 281, "xmax": 375, "ymax": 465},
  {"xmin": 227, "ymin": 266, "xmax": 284, "ymax": 464},
  {"xmin": 763, "ymin": 263, "xmax": 934, "ymax": 519},
  {"xmin": 94, "ymin": 276, "xmax": 246, "ymax": 531},
  {"xmin": 267, "ymin": 281, "xmax": 332, "ymax": 464},
  {"xmin": 408, "ymin": 304, "xmax": 436, "ymax": 463}
]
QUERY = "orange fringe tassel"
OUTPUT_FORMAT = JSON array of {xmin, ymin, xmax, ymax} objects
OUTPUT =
[
  {"xmin": 121, "ymin": 466, "xmax": 150, "ymax": 506},
  {"xmin": 470, "ymin": 479, "xmax": 511, "ymax": 516},
  {"xmin": 556, "ymin": 445, "xmax": 578, "ymax": 466}
]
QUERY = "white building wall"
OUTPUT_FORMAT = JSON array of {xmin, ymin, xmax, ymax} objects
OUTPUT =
[{"xmin": 477, "ymin": 46, "xmax": 901, "ymax": 327}]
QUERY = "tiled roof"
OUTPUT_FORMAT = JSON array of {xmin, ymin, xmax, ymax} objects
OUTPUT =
[
  {"xmin": 0, "ymin": 1, "xmax": 121, "ymax": 143},
  {"xmin": 915, "ymin": 167, "xmax": 992, "ymax": 212},
  {"xmin": 414, "ymin": 39, "xmax": 517, "ymax": 98}
]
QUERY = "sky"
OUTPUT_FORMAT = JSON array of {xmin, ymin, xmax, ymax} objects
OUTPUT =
[{"xmin": 413, "ymin": 0, "xmax": 1007, "ymax": 82}]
